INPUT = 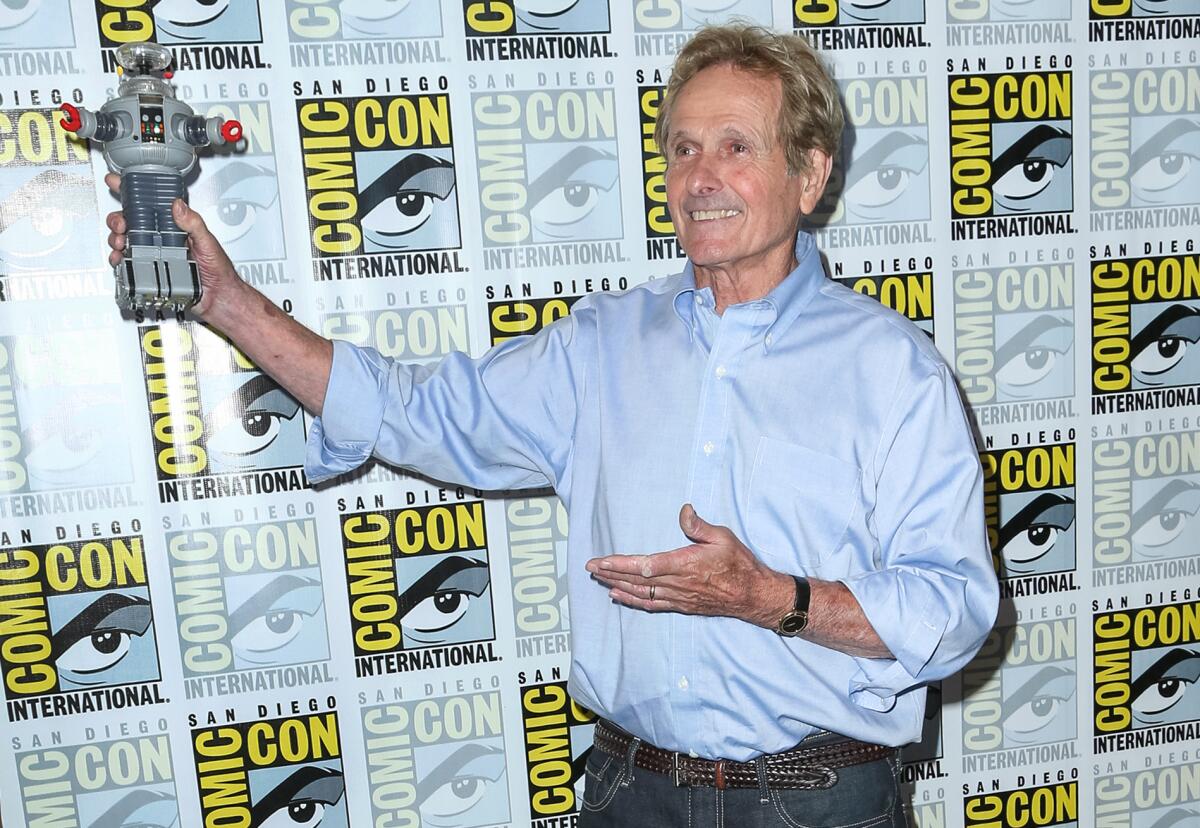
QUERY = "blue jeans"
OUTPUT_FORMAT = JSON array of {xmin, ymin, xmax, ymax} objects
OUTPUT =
[{"xmin": 578, "ymin": 732, "xmax": 908, "ymax": 828}]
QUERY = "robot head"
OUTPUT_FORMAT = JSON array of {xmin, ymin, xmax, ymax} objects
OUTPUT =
[{"xmin": 115, "ymin": 42, "xmax": 176, "ymax": 98}]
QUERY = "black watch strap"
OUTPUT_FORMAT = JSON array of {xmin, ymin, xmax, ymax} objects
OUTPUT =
[{"xmin": 777, "ymin": 575, "xmax": 810, "ymax": 636}]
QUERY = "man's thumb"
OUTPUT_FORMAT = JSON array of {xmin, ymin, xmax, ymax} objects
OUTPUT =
[
  {"xmin": 679, "ymin": 503, "xmax": 716, "ymax": 542},
  {"xmin": 172, "ymin": 198, "xmax": 207, "ymax": 235}
]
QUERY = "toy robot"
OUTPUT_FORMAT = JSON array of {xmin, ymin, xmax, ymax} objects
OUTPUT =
[{"xmin": 59, "ymin": 42, "xmax": 242, "ymax": 310}]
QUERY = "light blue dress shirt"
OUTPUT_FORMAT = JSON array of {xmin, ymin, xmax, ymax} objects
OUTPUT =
[{"xmin": 307, "ymin": 232, "xmax": 999, "ymax": 761}]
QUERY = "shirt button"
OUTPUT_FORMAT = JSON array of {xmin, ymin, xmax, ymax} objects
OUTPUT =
[
  {"xmin": 765, "ymin": 334, "xmax": 773, "ymax": 346},
  {"xmin": 715, "ymin": 365, "xmax": 727, "ymax": 378},
  {"xmin": 694, "ymin": 295, "xmax": 702, "ymax": 305},
  {"xmin": 703, "ymin": 441, "xmax": 715, "ymax": 455},
  {"xmin": 678, "ymin": 676, "xmax": 689, "ymax": 690}
]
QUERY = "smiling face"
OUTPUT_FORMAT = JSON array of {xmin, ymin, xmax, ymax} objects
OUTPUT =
[{"xmin": 663, "ymin": 64, "xmax": 828, "ymax": 297}]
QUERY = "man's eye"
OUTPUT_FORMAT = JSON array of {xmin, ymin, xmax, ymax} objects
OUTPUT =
[{"xmin": 1131, "ymin": 335, "xmax": 1193, "ymax": 377}]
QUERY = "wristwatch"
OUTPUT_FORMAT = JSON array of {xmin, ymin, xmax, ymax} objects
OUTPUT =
[{"xmin": 776, "ymin": 575, "xmax": 810, "ymax": 636}]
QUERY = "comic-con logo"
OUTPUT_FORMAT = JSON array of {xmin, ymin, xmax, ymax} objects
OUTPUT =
[
  {"xmin": 632, "ymin": 0, "xmax": 771, "ymax": 57},
  {"xmin": 961, "ymin": 617, "xmax": 1077, "ymax": 764},
  {"xmin": 1089, "ymin": 0, "xmax": 1200, "ymax": 41},
  {"xmin": 964, "ymin": 781, "xmax": 1078, "ymax": 828},
  {"xmin": 635, "ymin": 80, "xmax": 682, "ymax": 262},
  {"xmin": 0, "ymin": 107, "xmax": 105, "ymax": 300},
  {"xmin": 1093, "ymin": 599, "xmax": 1200, "ymax": 749},
  {"xmin": 489, "ymin": 295, "xmax": 579, "ymax": 345},
  {"xmin": 948, "ymin": 64, "xmax": 1075, "ymax": 241},
  {"xmin": 471, "ymin": 83, "xmax": 624, "ymax": 268},
  {"xmin": 519, "ymin": 675, "xmax": 595, "ymax": 822},
  {"xmin": 360, "ymin": 691, "xmax": 508, "ymax": 827},
  {"xmin": 462, "ymin": 0, "xmax": 615, "ymax": 61},
  {"xmin": 192, "ymin": 707, "xmax": 349, "ymax": 828},
  {"xmin": 1092, "ymin": 429, "xmax": 1200, "ymax": 577},
  {"xmin": 93, "ymin": 0, "xmax": 267, "ymax": 70},
  {"xmin": 792, "ymin": 0, "xmax": 928, "ymax": 49},
  {"xmin": 0, "ymin": 327, "xmax": 134, "ymax": 498},
  {"xmin": 190, "ymin": 97, "xmax": 288, "ymax": 290},
  {"xmin": 165, "ymin": 515, "xmax": 332, "ymax": 699},
  {"xmin": 1089, "ymin": 66, "xmax": 1200, "ymax": 232},
  {"xmin": 341, "ymin": 497, "xmax": 500, "ymax": 677},
  {"xmin": 0, "ymin": 534, "xmax": 166, "ymax": 721},
  {"xmin": 504, "ymin": 496, "xmax": 570, "ymax": 657},
  {"xmin": 981, "ymin": 443, "xmax": 1077, "ymax": 598},
  {"xmin": 297, "ymin": 89, "xmax": 466, "ymax": 281},
  {"xmin": 953, "ymin": 259, "xmax": 1076, "ymax": 425},
  {"xmin": 1090, "ymin": 248, "xmax": 1200, "ymax": 411},
  {"xmin": 1095, "ymin": 758, "xmax": 1200, "ymax": 826},
  {"xmin": 947, "ymin": 0, "xmax": 1071, "ymax": 23},
  {"xmin": 834, "ymin": 267, "xmax": 934, "ymax": 337},
  {"xmin": 137, "ymin": 321, "xmax": 308, "ymax": 503},
  {"xmin": 16, "ymin": 731, "xmax": 179, "ymax": 828},
  {"xmin": 811, "ymin": 72, "xmax": 932, "ymax": 251},
  {"xmin": 287, "ymin": 0, "xmax": 447, "ymax": 66}
]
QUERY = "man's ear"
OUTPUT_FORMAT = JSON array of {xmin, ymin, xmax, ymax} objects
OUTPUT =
[{"xmin": 798, "ymin": 149, "xmax": 834, "ymax": 216}]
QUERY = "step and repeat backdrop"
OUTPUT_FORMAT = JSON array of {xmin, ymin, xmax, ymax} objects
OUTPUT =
[{"xmin": 1, "ymin": 1, "xmax": 1199, "ymax": 826}]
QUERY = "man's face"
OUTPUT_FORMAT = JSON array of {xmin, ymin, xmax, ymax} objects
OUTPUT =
[{"xmin": 663, "ymin": 64, "xmax": 826, "ymax": 278}]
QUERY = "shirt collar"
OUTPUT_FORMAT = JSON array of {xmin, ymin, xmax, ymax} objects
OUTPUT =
[{"xmin": 671, "ymin": 231, "xmax": 824, "ymax": 351}]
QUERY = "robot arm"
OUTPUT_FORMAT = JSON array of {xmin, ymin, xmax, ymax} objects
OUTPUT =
[
  {"xmin": 59, "ymin": 103, "xmax": 129, "ymax": 142},
  {"xmin": 179, "ymin": 114, "xmax": 243, "ymax": 147}
]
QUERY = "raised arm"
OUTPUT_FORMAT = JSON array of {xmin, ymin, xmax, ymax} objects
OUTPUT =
[{"xmin": 105, "ymin": 175, "xmax": 333, "ymax": 415}]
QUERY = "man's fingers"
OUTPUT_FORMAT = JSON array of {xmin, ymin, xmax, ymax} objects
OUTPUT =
[
  {"xmin": 104, "ymin": 172, "xmax": 120, "ymax": 195},
  {"xmin": 105, "ymin": 211, "xmax": 125, "ymax": 234},
  {"xmin": 606, "ymin": 585, "xmax": 670, "ymax": 612},
  {"xmin": 679, "ymin": 503, "xmax": 723, "ymax": 544},
  {"xmin": 172, "ymin": 198, "xmax": 210, "ymax": 237}
]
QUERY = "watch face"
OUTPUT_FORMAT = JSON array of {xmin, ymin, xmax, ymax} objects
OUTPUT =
[{"xmin": 780, "ymin": 612, "xmax": 808, "ymax": 635}]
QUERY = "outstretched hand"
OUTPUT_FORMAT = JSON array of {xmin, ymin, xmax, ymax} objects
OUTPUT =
[
  {"xmin": 585, "ymin": 504, "xmax": 792, "ymax": 629},
  {"xmin": 103, "ymin": 172, "xmax": 241, "ymax": 317}
]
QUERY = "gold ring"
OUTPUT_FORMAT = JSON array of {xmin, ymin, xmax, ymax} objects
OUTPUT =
[{"xmin": 649, "ymin": 585, "xmax": 656, "ymax": 600}]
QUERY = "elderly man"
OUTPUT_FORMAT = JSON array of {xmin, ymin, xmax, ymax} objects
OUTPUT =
[{"xmin": 107, "ymin": 23, "xmax": 996, "ymax": 828}]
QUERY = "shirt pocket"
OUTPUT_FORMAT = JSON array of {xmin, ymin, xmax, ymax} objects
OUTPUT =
[{"xmin": 746, "ymin": 436, "xmax": 861, "ymax": 571}]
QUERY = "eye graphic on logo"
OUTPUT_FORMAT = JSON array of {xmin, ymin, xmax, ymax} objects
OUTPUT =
[
  {"xmin": 844, "ymin": 132, "xmax": 928, "ymax": 219},
  {"xmin": 338, "ymin": 0, "xmax": 426, "ymax": 36},
  {"xmin": 1131, "ymin": 119, "xmax": 1200, "ymax": 207},
  {"xmin": 192, "ymin": 162, "xmax": 280, "ymax": 247},
  {"xmin": 151, "ymin": 0, "xmax": 231, "ymax": 40},
  {"xmin": 251, "ymin": 767, "xmax": 345, "ymax": 828},
  {"xmin": 528, "ymin": 145, "xmax": 619, "ymax": 241},
  {"xmin": 359, "ymin": 154, "xmax": 457, "ymax": 251},
  {"xmin": 989, "ymin": 0, "xmax": 1070, "ymax": 20},
  {"xmin": 997, "ymin": 493, "xmax": 1075, "ymax": 575},
  {"xmin": 992, "ymin": 124, "xmax": 1072, "ymax": 213},
  {"xmin": 1130, "ymin": 304, "xmax": 1200, "ymax": 387},
  {"xmin": 0, "ymin": 0, "xmax": 41, "ymax": 33},
  {"xmin": 397, "ymin": 557, "xmax": 490, "ymax": 645},
  {"xmin": 1131, "ymin": 479, "xmax": 1200, "ymax": 558},
  {"xmin": 515, "ymin": 0, "xmax": 581, "ymax": 29},
  {"xmin": 203, "ymin": 374, "xmax": 301, "ymax": 468},
  {"xmin": 228, "ymin": 574, "xmax": 325, "ymax": 667},
  {"xmin": 0, "ymin": 170, "xmax": 94, "ymax": 269},
  {"xmin": 89, "ymin": 789, "xmax": 179, "ymax": 828},
  {"xmin": 994, "ymin": 314, "xmax": 1073, "ymax": 400},
  {"xmin": 1131, "ymin": 648, "xmax": 1200, "ymax": 726},
  {"xmin": 52, "ymin": 593, "xmax": 153, "ymax": 686},
  {"xmin": 417, "ymin": 744, "xmax": 508, "ymax": 828},
  {"xmin": 1133, "ymin": 0, "xmax": 1196, "ymax": 15},
  {"xmin": 1147, "ymin": 808, "xmax": 1200, "ymax": 828},
  {"xmin": 1001, "ymin": 665, "xmax": 1076, "ymax": 744}
]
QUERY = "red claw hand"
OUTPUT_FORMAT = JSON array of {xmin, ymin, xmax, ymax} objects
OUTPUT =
[
  {"xmin": 59, "ymin": 103, "xmax": 82, "ymax": 133},
  {"xmin": 220, "ymin": 120, "xmax": 243, "ymax": 143}
]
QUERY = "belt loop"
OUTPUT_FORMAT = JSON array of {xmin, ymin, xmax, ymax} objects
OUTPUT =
[
  {"xmin": 755, "ymin": 756, "xmax": 769, "ymax": 804},
  {"xmin": 672, "ymin": 752, "xmax": 683, "ymax": 787},
  {"xmin": 621, "ymin": 736, "xmax": 641, "ymax": 787},
  {"xmin": 714, "ymin": 759, "xmax": 726, "ymax": 791}
]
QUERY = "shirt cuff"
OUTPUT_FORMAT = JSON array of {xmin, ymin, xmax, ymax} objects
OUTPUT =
[
  {"xmin": 304, "ymin": 339, "xmax": 389, "ymax": 484},
  {"xmin": 840, "ymin": 569, "xmax": 951, "ymax": 711}
]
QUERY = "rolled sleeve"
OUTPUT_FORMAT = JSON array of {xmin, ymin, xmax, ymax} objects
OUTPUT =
[
  {"xmin": 306, "ymin": 340, "xmax": 391, "ymax": 484},
  {"xmin": 843, "ymin": 363, "xmax": 999, "ymax": 709}
]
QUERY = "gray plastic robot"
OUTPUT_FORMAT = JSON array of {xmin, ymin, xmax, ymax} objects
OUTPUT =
[{"xmin": 59, "ymin": 42, "xmax": 241, "ymax": 310}]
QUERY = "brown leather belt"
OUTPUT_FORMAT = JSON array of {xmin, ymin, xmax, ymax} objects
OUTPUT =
[{"xmin": 593, "ymin": 719, "xmax": 894, "ymax": 790}]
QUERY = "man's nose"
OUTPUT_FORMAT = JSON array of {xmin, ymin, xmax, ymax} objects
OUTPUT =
[{"xmin": 687, "ymin": 154, "xmax": 722, "ymax": 196}]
